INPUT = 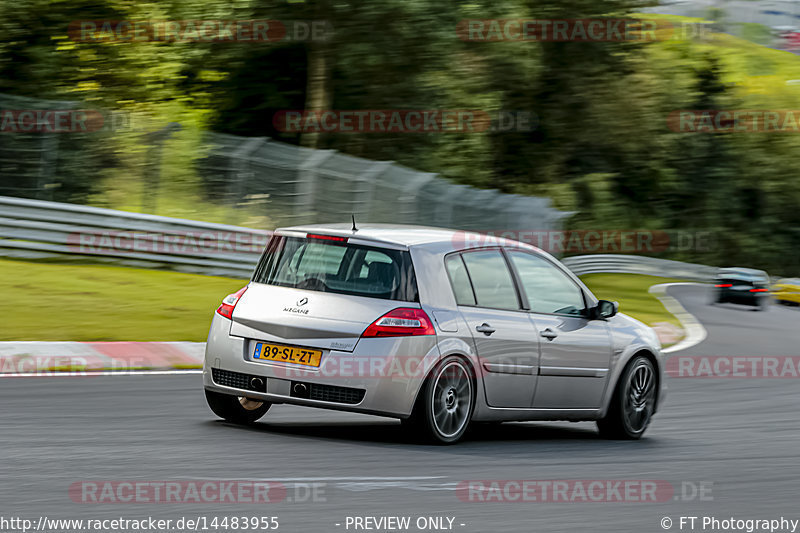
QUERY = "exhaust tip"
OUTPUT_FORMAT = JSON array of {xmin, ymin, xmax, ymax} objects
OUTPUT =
[
  {"xmin": 249, "ymin": 377, "xmax": 264, "ymax": 390},
  {"xmin": 293, "ymin": 383, "xmax": 308, "ymax": 395}
]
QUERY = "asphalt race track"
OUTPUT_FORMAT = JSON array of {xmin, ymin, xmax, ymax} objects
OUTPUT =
[{"xmin": 3, "ymin": 284, "xmax": 800, "ymax": 533}]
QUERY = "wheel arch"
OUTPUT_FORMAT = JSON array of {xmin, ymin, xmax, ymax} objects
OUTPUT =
[
  {"xmin": 405, "ymin": 351, "xmax": 479, "ymax": 419},
  {"xmin": 600, "ymin": 346, "xmax": 663, "ymax": 417}
]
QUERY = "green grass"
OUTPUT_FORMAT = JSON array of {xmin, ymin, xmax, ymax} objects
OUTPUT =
[
  {"xmin": 644, "ymin": 13, "xmax": 800, "ymax": 95},
  {"xmin": 580, "ymin": 273, "xmax": 684, "ymax": 330},
  {"xmin": 0, "ymin": 259, "xmax": 247, "ymax": 341}
]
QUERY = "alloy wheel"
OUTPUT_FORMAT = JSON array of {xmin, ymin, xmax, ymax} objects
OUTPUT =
[
  {"xmin": 623, "ymin": 359, "xmax": 655, "ymax": 434},
  {"xmin": 430, "ymin": 361, "xmax": 472, "ymax": 438}
]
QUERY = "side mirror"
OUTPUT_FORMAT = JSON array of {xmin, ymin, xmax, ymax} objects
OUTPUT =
[{"xmin": 597, "ymin": 300, "xmax": 619, "ymax": 319}]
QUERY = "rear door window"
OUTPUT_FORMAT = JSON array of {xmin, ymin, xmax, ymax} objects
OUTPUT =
[
  {"xmin": 459, "ymin": 250, "xmax": 520, "ymax": 310},
  {"xmin": 445, "ymin": 254, "xmax": 476, "ymax": 306}
]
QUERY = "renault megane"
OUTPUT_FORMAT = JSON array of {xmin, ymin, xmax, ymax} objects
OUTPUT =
[{"xmin": 203, "ymin": 224, "xmax": 665, "ymax": 443}]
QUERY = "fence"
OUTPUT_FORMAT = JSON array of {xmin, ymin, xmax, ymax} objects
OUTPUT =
[
  {"xmin": 0, "ymin": 93, "xmax": 79, "ymax": 200},
  {"xmin": 0, "ymin": 91, "xmax": 569, "ymax": 232},
  {"xmin": 197, "ymin": 133, "xmax": 568, "ymax": 231}
]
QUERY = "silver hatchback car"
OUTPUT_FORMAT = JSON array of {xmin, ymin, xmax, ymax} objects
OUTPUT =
[{"xmin": 203, "ymin": 224, "xmax": 665, "ymax": 443}]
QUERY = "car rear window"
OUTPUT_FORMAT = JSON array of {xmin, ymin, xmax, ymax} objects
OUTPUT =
[
  {"xmin": 716, "ymin": 276, "xmax": 767, "ymax": 288},
  {"xmin": 717, "ymin": 277, "xmax": 755, "ymax": 286},
  {"xmin": 252, "ymin": 235, "xmax": 419, "ymax": 302}
]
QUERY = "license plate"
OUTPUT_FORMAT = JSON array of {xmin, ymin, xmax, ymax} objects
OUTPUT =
[{"xmin": 253, "ymin": 342, "xmax": 322, "ymax": 367}]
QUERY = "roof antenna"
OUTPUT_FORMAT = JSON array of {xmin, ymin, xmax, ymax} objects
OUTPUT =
[{"xmin": 351, "ymin": 214, "xmax": 358, "ymax": 232}]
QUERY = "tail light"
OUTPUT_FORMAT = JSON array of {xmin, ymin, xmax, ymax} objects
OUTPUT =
[
  {"xmin": 749, "ymin": 288, "xmax": 769, "ymax": 293},
  {"xmin": 216, "ymin": 286, "xmax": 248, "ymax": 319},
  {"xmin": 715, "ymin": 284, "xmax": 732, "ymax": 288},
  {"xmin": 307, "ymin": 233, "xmax": 348, "ymax": 242},
  {"xmin": 362, "ymin": 308, "xmax": 435, "ymax": 337}
]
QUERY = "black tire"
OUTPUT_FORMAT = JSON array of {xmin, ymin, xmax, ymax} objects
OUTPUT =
[
  {"xmin": 205, "ymin": 389, "xmax": 271, "ymax": 424},
  {"xmin": 405, "ymin": 356, "xmax": 475, "ymax": 444},
  {"xmin": 597, "ymin": 355, "xmax": 656, "ymax": 440}
]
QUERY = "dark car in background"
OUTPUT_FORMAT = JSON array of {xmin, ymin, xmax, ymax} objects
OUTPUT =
[{"xmin": 712, "ymin": 268, "xmax": 771, "ymax": 310}]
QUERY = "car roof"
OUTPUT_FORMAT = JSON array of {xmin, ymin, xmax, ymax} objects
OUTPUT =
[
  {"xmin": 717, "ymin": 267, "xmax": 769, "ymax": 279},
  {"xmin": 275, "ymin": 223, "xmax": 533, "ymax": 250}
]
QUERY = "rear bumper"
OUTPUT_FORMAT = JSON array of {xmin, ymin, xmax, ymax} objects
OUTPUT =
[
  {"xmin": 716, "ymin": 290, "xmax": 768, "ymax": 306},
  {"xmin": 203, "ymin": 314, "xmax": 440, "ymax": 418}
]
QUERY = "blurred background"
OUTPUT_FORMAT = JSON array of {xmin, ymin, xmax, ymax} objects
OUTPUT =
[
  {"xmin": 1, "ymin": 0, "xmax": 800, "ymax": 341},
  {"xmin": 3, "ymin": 0, "xmax": 800, "ymax": 268}
]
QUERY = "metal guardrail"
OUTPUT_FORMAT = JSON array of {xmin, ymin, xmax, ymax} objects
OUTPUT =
[
  {"xmin": 0, "ymin": 196, "xmax": 268, "ymax": 278},
  {"xmin": 562, "ymin": 254, "xmax": 717, "ymax": 281},
  {"xmin": 1, "ymin": 195, "xmax": 723, "ymax": 282}
]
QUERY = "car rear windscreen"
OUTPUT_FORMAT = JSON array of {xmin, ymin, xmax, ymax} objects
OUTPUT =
[
  {"xmin": 252, "ymin": 235, "xmax": 419, "ymax": 302},
  {"xmin": 716, "ymin": 276, "xmax": 767, "ymax": 288}
]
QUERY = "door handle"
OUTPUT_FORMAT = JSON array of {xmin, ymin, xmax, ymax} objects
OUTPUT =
[
  {"xmin": 475, "ymin": 323, "xmax": 496, "ymax": 336},
  {"xmin": 540, "ymin": 328, "xmax": 558, "ymax": 340}
]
